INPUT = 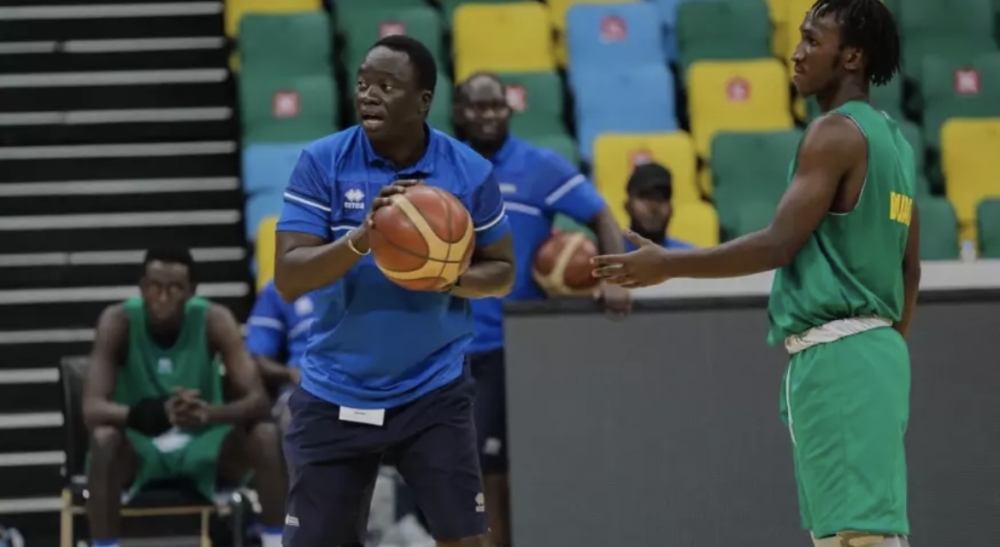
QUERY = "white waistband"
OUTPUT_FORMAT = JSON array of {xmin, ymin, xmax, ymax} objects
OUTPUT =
[{"xmin": 784, "ymin": 316, "xmax": 893, "ymax": 355}]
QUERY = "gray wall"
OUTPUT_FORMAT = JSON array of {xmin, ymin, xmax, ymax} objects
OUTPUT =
[{"xmin": 504, "ymin": 295, "xmax": 1000, "ymax": 547}]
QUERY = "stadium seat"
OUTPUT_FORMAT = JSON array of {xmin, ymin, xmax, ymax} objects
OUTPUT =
[
  {"xmin": 920, "ymin": 53, "xmax": 1000, "ymax": 151},
  {"xmin": 592, "ymin": 132, "xmax": 699, "ymax": 228},
  {"xmin": 896, "ymin": 120, "xmax": 930, "ymax": 194},
  {"xmin": 917, "ymin": 197, "xmax": 960, "ymax": 260},
  {"xmin": 238, "ymin": 12, "xmax": 331, "ymax": 76},
  {"xmin": 452, "ymin": 2, "xmax": 555, "ymax": 81},
  {"xmin": 429, "ymin": 72, "xmax": 454, "ymax": 135},
  {"xmin": 732, "ymin": 201, "xmax": 776, "ymax": 239},
  {"xmin": 940, "ymin": 118, "xmax": 1000, "ymax": 241},
  {"xmin": 565, "ymin": 2, "xmax": 664, "ymax": 74},
  {"xmin": 899, "ymin": 0, "xmax": 995, "ymax": 82},
  {"xmin": 766, "ymin": 0, "xmax": 790, "ymax": 57},
  {"xmin": 255, "ymin": 216, "xmax": 279, "ymax": 290},
  {"xmin": 239, "ymin": 71, "xmax": 337, "ymax": 144},
  {"xmin": 710, "ymin": 129, "xmax": 803, "ymax": 235},
  {"xmin": 526, "ymin": 133, "xmax": 579, "ymax": 165},
  {"xmin": 497, "ymin": 71, "xmax": 567, "ymax": 139},
  {"xmin": 781, "ymin": 0, "xmax": 815, "ymax": 60},
  {"xmin": 670, "ymin": 201, "xmax": 720, "ymax": 248},
  {"xmin": 572, "ymin": 65, "xmax": 679, "ymax": 162},
  {"xmin": 549, "ymin": 0, "xmax": 637, "ymax": 65},
  {"xmin": 687, "ymin": 59, "xmax": 794, "ymax": 158},
  {"xmin": 242, "ymin": 142, "xmax": 308, "ymax": 195},
  {"xmin": 977, "ymin": 199, "xmax": 1000, "ymax": 258},
  {"xmin": 245, "ymin": 191, "xmax": 284, "ymax": 242},
  {"xmin": 439, "ymin": 0, "xmax": 526, "ymax": 28},
  {"xmin": 676, "ymin": 0, "xmax": 771, "ymax": 72},
  {"xmin": 224, "ymin": 0, "xmax": 322, "ymax": 38},
  {"xmin": 337, "ymin": 4, "xmax": 444, "ymax": 78}
]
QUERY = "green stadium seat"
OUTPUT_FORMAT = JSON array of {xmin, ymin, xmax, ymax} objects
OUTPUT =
[
  {"xmin": 496, "ymin": 71, "xmax": 566, "ymax": 139},
  {"xmin": 710, "ymin": 129, "xmax": 803, "ymax": 236},
  {"xmin": 917, "ymin": 197, "xmax": 960, "ymax": 260},
  {"xmin": 238, "ymin": 12, "xmax": 331, "ymax": 75},
  {"xmin": 806, "ymin": 75, "xmax": 904, "ymax": 121},
  {"xmin": 337, "ymin": 4, "xmax": 444, "ymax": 79},
  {"xmin": 896, "ymin": 120, "xmax": 934, "ymax": 195},
  {"xmin": 526, "ymin": 133, "xmax": 579, "ymax": 166},
  {"xmin": 676, "ymin": 0, "xmax": 771, "ymax": 73},
  {"xmin": 429, "ymin": 72, "xmax": 454, "ymax": 135},
  {"xmin": 337, "ymin": 0, "xmax": 428, "ymax": 6},
  {"xmin": 731, "ymin": 201, "xmax": 776, "ymax": 239},
  {"xmin": 439, "ymin": 0, "xmax": 526, "ymax": 28},
  {"xmin": 977, "ymin": 198, "xmax": 1000, "ymax": 258},
  {"xmin": 239, "ymin": 71, "xmax": 337, "ymax": 144},
  {"xmin": 920, "ymin": 53, "xmax": 1000, "ymax": 152},
  {"xmin": 899, "ymin": 0, "xmax": 996, "ymax": 82}
]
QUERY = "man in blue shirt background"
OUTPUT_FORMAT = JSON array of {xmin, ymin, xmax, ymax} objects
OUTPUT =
[
  {"xmin": 273, "ymin": 36, "xmax": 514, "ymax": 547},
  {"xmin": 452, "ymin": 72, "xmax": 631, "ymax": 547},
  {"xmin": 244, "ymin": 280, "xmax": 315, "ymax": 431},
  {"xmin": 624, "ymin": 162, "xmax": 697, "ymax": 251}
]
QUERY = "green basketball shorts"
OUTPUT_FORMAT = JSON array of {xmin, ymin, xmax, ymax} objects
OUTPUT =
[{"xmin": 778, "ymin": 326, "xmax": 911, "ymax": 538}]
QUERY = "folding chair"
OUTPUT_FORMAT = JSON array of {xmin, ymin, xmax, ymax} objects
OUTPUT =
[{"xmin": 59, "ymin": 356, "xmax": 249, "ymax": 547}]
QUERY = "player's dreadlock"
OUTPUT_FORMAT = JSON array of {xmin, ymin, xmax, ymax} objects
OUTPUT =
[{"xmin": 811, "ymin": 0, "xmax": 901, "ymax": 86}]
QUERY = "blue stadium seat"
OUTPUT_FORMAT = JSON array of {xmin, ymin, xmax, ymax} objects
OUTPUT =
[
  {"xmin": 244, "ymin": 190, "xmax": 284, "ymax": 241},
  {"xmin": 572, "ymin": 65, "xmax": 679, "ymax": 162},
  {"xmin": 241, "ymin": 142, "xmax": 309, "ymax": 195},
  {"xmin": 566, "ymin": 2, "xmax": 664, "ymax": 76}
]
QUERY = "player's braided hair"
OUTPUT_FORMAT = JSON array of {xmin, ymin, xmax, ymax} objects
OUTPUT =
[{"xmin": 811, "ymin": 0, "xmax": 901, "ymax": 86}]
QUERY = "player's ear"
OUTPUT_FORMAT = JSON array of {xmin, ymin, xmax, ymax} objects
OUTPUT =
[
  {"xmin": 418, "ymin": 90, "xmax": 432, "ymax": 117},
  {"xmin": 843, "ymin": 46, "xmax": 863, "ymax": 73}
]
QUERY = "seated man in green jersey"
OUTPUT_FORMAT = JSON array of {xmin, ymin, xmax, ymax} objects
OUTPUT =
[{"xmin": 82, "ymin": 248, "xmax": 287, "ymax": 547}]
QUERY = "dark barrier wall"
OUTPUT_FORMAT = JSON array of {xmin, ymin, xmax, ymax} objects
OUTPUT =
[{"xmin": 504, "ymin": 292, "xmax": 1000, "ymax": 547}]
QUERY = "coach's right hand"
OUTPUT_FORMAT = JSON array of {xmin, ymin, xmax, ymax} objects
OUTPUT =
[{"xmin": 351, "ymin": 180, "xmax": 424, "ymax": 251}]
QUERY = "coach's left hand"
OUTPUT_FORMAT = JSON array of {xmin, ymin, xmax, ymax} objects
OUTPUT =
[
  {"xmin": 591, "ymin": 231, "xmax": 673, "ymax": 289},
  {"xmin": 593, "ymin": 282, "xmax": 631, "ymax": 317}
]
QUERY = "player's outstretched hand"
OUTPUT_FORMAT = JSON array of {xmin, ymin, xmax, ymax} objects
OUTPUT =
[
  {"xmin": 367, "ymin": 179, "xmax": 424, "ymax": 228},
  {"xmin": 590, "ymin": 231, "xmax": 672, "ymax": 289}
]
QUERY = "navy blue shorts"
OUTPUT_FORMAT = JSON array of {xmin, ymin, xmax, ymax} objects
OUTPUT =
[
  {"xmin": 469, "ymin": 349, "xmax": 508, "ymax": 474},
  {"xmin": 281, "ymin": 368, "xmax": 487, "ymax": 546}
]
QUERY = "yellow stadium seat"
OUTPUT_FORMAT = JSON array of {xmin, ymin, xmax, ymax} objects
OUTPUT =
[
  {"xmin": 224, "ymin": 0, "xmax": 321, "ymax": 38},
  {"xmin": 766, "ymin": 0, "xmax": 790, "ymax": 57},
  {"xmin": 687, "ymin": 59, "xmax": 794, "ymax": 158},
  {"xmin": 782, "ymin": 0, "xmax": 813, "ymax": 60},
  {"xmin": 670, "ymin": 201, "xmax": 720, "ymax": 247},
  {"xmin": 453, "ymin": 3, "xmax": 556, "ymax": 81},
  {"xmin": 255, "ymin": 216, "xmax": 278, "ymax": 291},
  {"xmin": 548, "ymin": 0, "xmax": 634, "ymax": 30},
  {"xmin": 592, "ymin": 132, "xmax": 699, "ymax": 227},
  {"xmin": 940, "ymin": 118, "xmax": 1000, "ymax": 242}
]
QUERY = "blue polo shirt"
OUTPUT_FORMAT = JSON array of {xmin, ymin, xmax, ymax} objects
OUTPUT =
[
  {"xmin": 245, "ymin": 281, "xmax": 315, "ymax": 367},
  {"xmin": 625, "ymin": 235, "xmax": 696, "ymax": 251},
  {"xmin": 277, "ymin": 125, "xmax": 511, "ymax": 409},
  {"xmin": 468, "ymin": 136, "xmax": 607, "ymax": 354}
]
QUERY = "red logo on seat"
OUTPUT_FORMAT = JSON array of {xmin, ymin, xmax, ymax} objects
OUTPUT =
[
  {"xmin": 954, "ymin": 68, "xmax": 980, "ymax": 95},
  {"xmin": 630, "ymin": 149, "xmax": 653, "ymax": 167},
  {"xmin": 600, "ymin": 15, "xmax": 627, "ymax": 42},
  {"xmin": 272, "ymin": 91, "xmax": 300, "ymax": 118},
  {"xmin": 726, "ymin": 77, "xmax": 750, "ymax": 102},
  {"xmin": 506, "ymin": 84, "xmax": 527, "ymax": 112},
  {"xmin": 379, "ymin": 21, "xmax": 406, "ymax": 38}
]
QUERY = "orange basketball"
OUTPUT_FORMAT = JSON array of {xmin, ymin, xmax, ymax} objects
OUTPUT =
[
  {"xmin": 532, "ymin": 231, "xmax": 599, "ymax": 296},
  {"xmin": 369, "ymin": 185, "xmax": 476, "ymax": 291}
]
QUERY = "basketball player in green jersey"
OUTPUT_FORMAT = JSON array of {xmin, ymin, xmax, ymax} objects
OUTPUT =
[
  {"xmin": 82, "ymin": 248, "xmax": 288, "ymax": 547},
  {"xmin": 592, "ymin": 1, "xmax": 920, "ymax": 545}
]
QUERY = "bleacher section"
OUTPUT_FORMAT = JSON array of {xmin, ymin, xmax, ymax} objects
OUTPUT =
[
  {"xmin": 0, "ymin": 1, "xmax": 248, "ymax": 543},
  {"xmin": 233, "ymin": 0, "xmax": 1000, "ymax": 266}
]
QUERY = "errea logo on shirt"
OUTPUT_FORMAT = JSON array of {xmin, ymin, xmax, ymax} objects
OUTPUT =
[{"xmin": 344, "ymin": 188, "xmax": 365, "ymax": 210}]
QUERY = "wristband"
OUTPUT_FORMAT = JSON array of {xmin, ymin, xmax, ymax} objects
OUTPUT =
[{"xmin": 346, "ymin": 231, "xmax": 370, "ymax": 256}]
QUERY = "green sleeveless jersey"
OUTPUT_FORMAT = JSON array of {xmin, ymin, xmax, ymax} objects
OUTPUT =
[
  {"xmin": 113, "ymin": 296, "xmax": 224, "ymax": 406},
  {"xmin": 767, "ymin": 101, "xmax": 917, "ymax": 344}
]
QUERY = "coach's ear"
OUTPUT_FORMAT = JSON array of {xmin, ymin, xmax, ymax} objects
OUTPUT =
[{"xmin": 418, "ymin": 90, "xmax": 432, "ymax": 118}]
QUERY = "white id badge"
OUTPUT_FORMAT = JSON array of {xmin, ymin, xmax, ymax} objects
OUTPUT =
[{"xmin": 338, "ymin": 406, "xmax": 386, "ymax": 426}]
